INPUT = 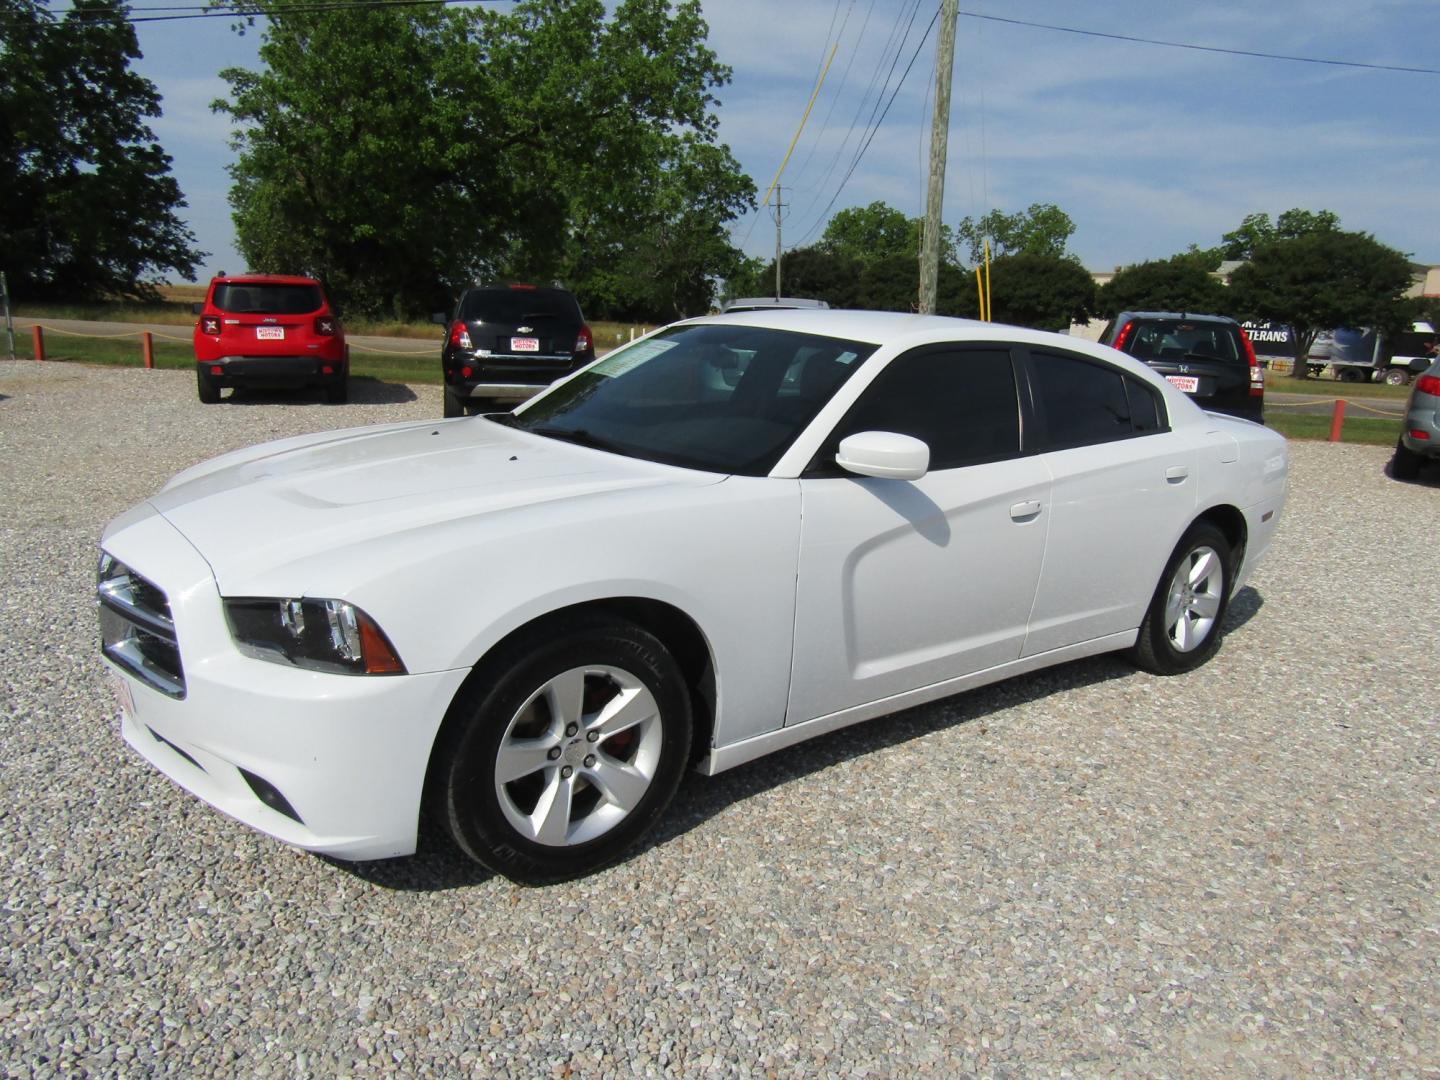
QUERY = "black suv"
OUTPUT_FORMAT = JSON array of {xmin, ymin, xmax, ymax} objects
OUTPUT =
[
  {"xmin": 434, "ymin": 284, "xmax": 594, "ymax": 416},
  {"xmin": 1098, "ymin": 311, "xmax": 1263, "ymax": 422}
]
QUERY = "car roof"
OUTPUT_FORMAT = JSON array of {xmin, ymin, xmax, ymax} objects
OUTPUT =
[
  {"xmin": 210, "ymin": 274, "xmax": 323, "ymax": 287},
  {"xmin": 1116, "ymin": 311, "xmax": 1238, "ymax": 326},
  {"xmin": 720, "ymin": 297, "xmax": 831, "ymax": 312}
]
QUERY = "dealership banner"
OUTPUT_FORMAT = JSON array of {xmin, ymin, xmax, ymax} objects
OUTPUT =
[{"xmin": 1240, "ymin": 321, "xmax": 1294, "ymax": 357}]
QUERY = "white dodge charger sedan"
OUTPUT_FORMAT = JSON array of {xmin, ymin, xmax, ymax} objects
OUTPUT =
[{"xmin": 98, "ymin": 310, "xmax": 1288, "ymax": 882}]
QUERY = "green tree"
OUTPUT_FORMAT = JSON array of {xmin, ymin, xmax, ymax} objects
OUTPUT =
[
  {"xmin": 1221, "ymin": 208, "xmax": 1340, "ymax": 259},
  {"xmin": 983, "ymin": 254, "xmax": 1096, "ymax": 331},
  {"xmin": 820, "ymin": 201, "xmax": 914, "ymax": 263},
  {"xmin": 954, "ymin": 203, "xmax": 1075, "ymax": 265},
  {"xmin": 1097, "ymin": 257, "xmax": 1228, "ymax": 320},
  {"xmin": 218, "ymin": 0, "xmax": 750, "ymax": 320},
  {"xmin": 1, "ymin": 0, "xmax": 202, "ymax": 299},
  {"xmin": 819, "ymin": 200, "xmax": 954, "ymax": 267},
  {"xmin": 1229, "ymin": 230, "xmax": 1414, "ymax": 375}
]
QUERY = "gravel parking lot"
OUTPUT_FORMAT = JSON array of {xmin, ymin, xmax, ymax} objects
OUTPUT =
[{"xmin": 3, "ymin": 359, "xmax": 1438, "ymax": 1078}]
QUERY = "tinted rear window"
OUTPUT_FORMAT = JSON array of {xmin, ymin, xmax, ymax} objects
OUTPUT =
[
  {"xmin": 1127, "ymin": 320, "xmax": 1242, "ymax": 364},
  {"xmin": 460, "ymin": 289, "xmax": 582, "ymax": 324},
  {"xmin": 213, "ymin": 283, "xmax": 324, "ymax": 315}
]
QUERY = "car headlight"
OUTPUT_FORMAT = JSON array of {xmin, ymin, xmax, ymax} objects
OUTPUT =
[{"xmin": 224, "ymin": 598, "xmax": 406, "ymax": 675}]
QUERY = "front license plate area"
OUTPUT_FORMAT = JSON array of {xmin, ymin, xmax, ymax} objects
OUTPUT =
[
  {"xmin": 511, "ymin": 337, "xmax": 540, "ymax": 352},
  {"xmin": 107, "ymin": 670, "xmax": 135, "ymax": 720},
  {"xmin": 1166, "ymin": 375, "xmax": 1199, "ymax": 393},
  {"xmin": 256, "ymin": 326, "xmax": 285, "ymax": 341}
]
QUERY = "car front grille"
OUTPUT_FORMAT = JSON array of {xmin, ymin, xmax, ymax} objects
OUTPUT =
[{"xmin": 97, "ymin": 554, "xmax": 186, "ymax": 699}]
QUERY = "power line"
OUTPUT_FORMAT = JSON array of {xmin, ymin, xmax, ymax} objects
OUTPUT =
[
  {"xmin": 795, "ymin": 4, "xmax": 940, "ymax": 248},
  {"xmin": 962, "ymin": 11, "xmax": 1440, "ymax": 76},
  {"xmin": 788, "ymin": 0, "xmax": 926, "ymax": 239},
  {"xmin": 32, "ymin": 0, "xmax": 504, "ymax": 25}
]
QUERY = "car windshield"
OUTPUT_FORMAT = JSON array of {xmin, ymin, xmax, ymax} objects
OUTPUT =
[
  {"xmin": 213, "ymin": 283, "xmax": 324, "ymax": 315},
  {"xmin": 1129, "ymin": 321, "xmax": 1241, "ymax": 363},
  {"xmin": 503, "ymin": 323, "xmax": 877, "ymax": 475}
]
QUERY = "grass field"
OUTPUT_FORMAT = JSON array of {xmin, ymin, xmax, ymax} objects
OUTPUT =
[{"xmin": 1266, "ymin": 375, "xmax": 1414, "ymax": 401}]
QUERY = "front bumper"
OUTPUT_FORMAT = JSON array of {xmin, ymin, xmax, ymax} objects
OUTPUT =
[{"xmin": 100, "ymin": 505, "xmax": 468, "ymax": 861}]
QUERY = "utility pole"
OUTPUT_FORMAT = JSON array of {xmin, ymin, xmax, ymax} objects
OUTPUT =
[
  {"xmin": 771, "ymin": 186, "xmax": 786, "ymax": 300},
  {"xmin": 918, "ymin": 0, "xmax": 959, "ymax": 315}
]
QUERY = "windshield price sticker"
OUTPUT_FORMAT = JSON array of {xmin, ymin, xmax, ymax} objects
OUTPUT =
[{"xmin": 596, "ymin": 338, "xmax": 677, "ymax": 378}]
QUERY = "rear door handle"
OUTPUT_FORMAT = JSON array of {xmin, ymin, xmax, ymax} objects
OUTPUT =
[
  {"xmin": 1009, "ymin": 500, "xmax": 1042, "ymax": 522},
  {"xmin": 1165, "ymin": 466, "xmax": 1189, "ymax": 484}
]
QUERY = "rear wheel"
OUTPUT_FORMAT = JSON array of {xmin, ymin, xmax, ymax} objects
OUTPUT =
[
  {"xmin": 196, "ymin": 370, "xmax": 221, "ymax": 404},
  {"xmin": 324, "ymin": 372, "xmax": 348, "ymax": 404},
  {"xmin": 1391, "ymin": 438, "xmax": 1423, "ymax": 480},
  {"xmin": 1337, "ymin": 366, "xmax": 1365, "ymax": 383},
  {"xmin": 1383, "ymin": 367, "xmax": 1411, "ymax": 387},
  {"xmin": 433, "ymin": 615, "xmax": 692, "ymax": 883},
  {"xmin": 1131, "ymin": 523, "xmax": 1234, "ymax": 675},
  {"xmin": 443, "ymin": 387, "xmax": 465, "ymax": 418}
]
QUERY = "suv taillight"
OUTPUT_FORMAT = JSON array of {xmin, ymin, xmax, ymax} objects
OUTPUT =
[
  {"xmin": 450, "ymin": 320, "xmax": 473, "ymax": 350},
  {"xmin": 199, "ymin": 315, "xmax": 221, "ymax": 335},
  {"xmin": 1239, "ymin": 326, "xmax": 1263, "ymax": 396},
  {"xmin": 1416, "ymin": 374, "xmax": 1440, "ymax": 397},
  {"xmin": 314, "ymin": 315, "xmax": 338, "ymax": 336},
  {"xmin": 1111, "ymin": 320, "xmax": 1135, "ymax": 352},
  {"xmin": 575, "ymin": 324, "xmax": 593, "ymax": 354}
]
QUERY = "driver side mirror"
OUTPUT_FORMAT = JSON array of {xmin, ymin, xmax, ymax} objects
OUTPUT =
[{"xmin": 835, "ymin": 431, "xmax": 929, "ymax": 481}]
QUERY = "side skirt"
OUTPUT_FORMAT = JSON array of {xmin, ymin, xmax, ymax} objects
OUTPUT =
[{"xmin": 696, "ymin": 630, "xmax": 1137, "ymax": 776}]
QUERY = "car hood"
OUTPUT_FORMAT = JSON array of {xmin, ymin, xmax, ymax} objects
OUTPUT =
[{"xmin": 144, "ymin": 417, "xmax": 722, "ymax": 590}]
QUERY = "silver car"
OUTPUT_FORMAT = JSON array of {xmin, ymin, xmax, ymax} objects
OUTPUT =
[{"xmin": 1392, "ymin": 357, "xmax": 1440, "ymax": 479}]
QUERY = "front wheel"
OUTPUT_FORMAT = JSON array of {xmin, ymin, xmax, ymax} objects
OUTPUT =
[
  {"xmin": 1130, "ymin": 523, "xmax": 1234, "ymax": 675},
  {"xmin": 433, "ymin": 615, "xmax": 692, "ymax": 883}
]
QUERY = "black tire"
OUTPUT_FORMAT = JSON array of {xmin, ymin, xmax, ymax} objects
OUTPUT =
[
  {"xmin": 197, "ymin": 370, "xmax": 221, "ymax": 404},
  {"xmin": 1337, "ymin": 366, "xmax": 1364, "ymax": 384},
  {"xmin": 443, "ymin": 388, "xmax": 465, "ymax": 418},
  {"xmin": 1391, "ymin": 438, "xmax": 1423, "ymax": 480},
  {"xmin": 432, "ymin": 614, "xmax": 692, "ymax": 883},
  {"xmin": 1130, "ymin": 522, "xmax": 1234, "ymax": 676},
  {"xmin": 1382, "ymin": 367, "xmax": 1411, "ymax": 387},
  {"xmin": 325, "ymin": 373, "xmax": 348, "ymax": 404}
]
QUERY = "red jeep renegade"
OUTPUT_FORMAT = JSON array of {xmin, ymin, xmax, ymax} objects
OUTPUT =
[{"xmin": 192, "ymin": 274, "xmax": 348, "ymax": 404}]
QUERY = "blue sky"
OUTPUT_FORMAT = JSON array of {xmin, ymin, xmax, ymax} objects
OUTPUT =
[{"xmin": 131, "ymin": 0, "xmax": 1440, "ymax": 281}]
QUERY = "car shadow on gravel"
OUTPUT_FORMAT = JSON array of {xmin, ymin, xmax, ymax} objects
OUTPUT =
[
  {"xmin": 221, "ymin": 376, "xmax": 418, "ymax": 406},
  {"xmin": 331, "ymin": 587, "xmax": 1264, "ymax": 892}
]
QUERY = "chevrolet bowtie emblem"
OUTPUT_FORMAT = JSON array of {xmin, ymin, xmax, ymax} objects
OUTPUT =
[{"xmin": 516, "ymin": 325, "xmax": 533, "ymax": 333}]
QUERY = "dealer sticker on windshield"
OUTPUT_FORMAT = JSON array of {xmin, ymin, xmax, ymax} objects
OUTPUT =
[{"xmin": 1165, "ymin": 375, "xmax": 1199, "ymax": 393}]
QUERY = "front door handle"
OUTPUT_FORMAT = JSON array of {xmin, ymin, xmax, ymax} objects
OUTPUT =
[
  {"xmin": 1165, "ymin": 466, "xmax": 1189, "ymax": 484},
  {"xmin": 1009, "ymin": 500, "xmax": 1042, "ymax": 522}
]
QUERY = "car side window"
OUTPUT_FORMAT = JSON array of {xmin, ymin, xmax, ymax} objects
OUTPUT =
[
  {"xmin": 1031, "ymin": 349, "xmax": 1167, "ymax": 449},
  {"xmin": 815, "ymin": 347, "xmax": 1020, "ymax": 473},
  {"xmin": 1125, "ymin": 375, "xmax": 1164, "ymax": 434}
]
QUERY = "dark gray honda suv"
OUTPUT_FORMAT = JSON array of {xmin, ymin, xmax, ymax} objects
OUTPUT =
[{"xmin": 1099, "ymin": 311, "xmax": 1264, "ymax": 423}]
